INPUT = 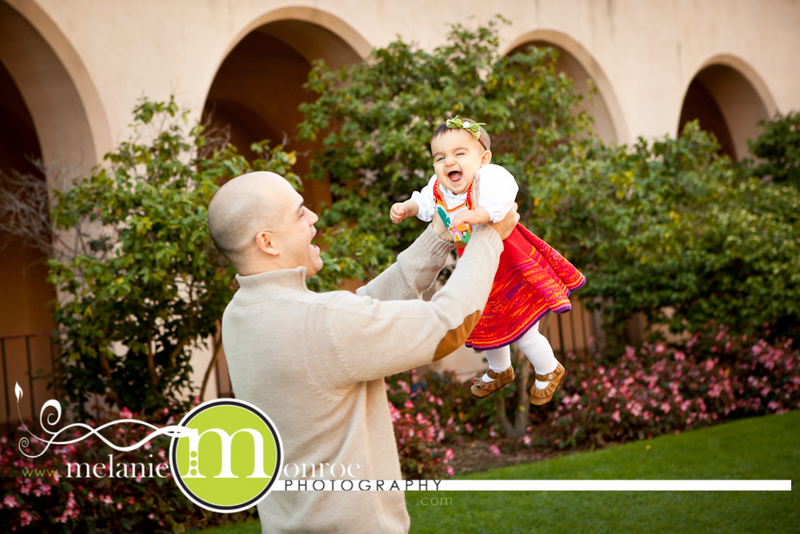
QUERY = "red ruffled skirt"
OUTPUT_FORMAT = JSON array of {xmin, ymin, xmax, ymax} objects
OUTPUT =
[{"xmin": 460, "ymin": 223, "xmax": 585, "ymax": 351}]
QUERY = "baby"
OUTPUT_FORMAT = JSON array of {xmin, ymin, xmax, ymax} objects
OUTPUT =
[{"xmin": 391, "ymin": 117, "xmax": 585, "ymax": 405}]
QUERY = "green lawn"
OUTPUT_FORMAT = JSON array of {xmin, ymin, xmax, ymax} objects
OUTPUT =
[{"xmin": 200, "ymin": 411, "xmax": 800, "ymax": 534}]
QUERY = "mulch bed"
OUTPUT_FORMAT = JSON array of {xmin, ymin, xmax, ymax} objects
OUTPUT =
[{"xmin": 446, "ymin": 439, "xmax": 554, "ymax": 474}]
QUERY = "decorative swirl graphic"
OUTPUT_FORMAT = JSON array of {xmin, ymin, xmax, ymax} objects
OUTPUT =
[{"xmin": 14, "ymin": 382, "xmax": 192, "ymax": 459}]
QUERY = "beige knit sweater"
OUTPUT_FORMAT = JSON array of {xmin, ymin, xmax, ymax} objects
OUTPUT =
[{"xmin": 222, "ymin": 225, "xmax": 503, "ymax": 533}]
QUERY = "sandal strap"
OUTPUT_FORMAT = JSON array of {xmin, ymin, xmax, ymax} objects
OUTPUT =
[{"xmin": 534, "ymin": 365, "xmax": 561, "ymax": 382}]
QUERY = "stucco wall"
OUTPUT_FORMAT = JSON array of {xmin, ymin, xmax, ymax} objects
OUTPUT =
[{"xmin": 12, "ymin": 0, "xmax": 799, "ymax": 151}]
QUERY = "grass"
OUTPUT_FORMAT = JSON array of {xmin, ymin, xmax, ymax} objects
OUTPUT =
[{"xmin": 199, "ymin": 411, "xmax": 800, "ymax": 534}]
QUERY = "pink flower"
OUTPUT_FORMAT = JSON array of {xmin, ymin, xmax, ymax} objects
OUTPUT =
[
  {"xmin": 20, "ymin": 510, "xmax": 34, "ymax": 527},
  {"xmin": 523, "ymin": 435, "xmax": 532, "ymax": 446},
  {"xmin": 612, "ymin": 410, "xmax": 621, "ymax": 423},
  {"xmin": 3, "ymin": 494, "xmax": 18, "ymax": 508},
  {"xmin": 33, "ymin": 483, "xmax": 51, "ymax": 497},
  {"xmin": 489, "ymin": 444, "xmax": 501, "ymax": 456}
]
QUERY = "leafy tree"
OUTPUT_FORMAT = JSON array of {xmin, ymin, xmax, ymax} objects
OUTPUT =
[
  {"xmin": 43, "ymin": 97, "xmax": 300, "ymax": 417},
  {"xmin": 745, "ymin": 110, "xmax": 800, "ymax": 188}
]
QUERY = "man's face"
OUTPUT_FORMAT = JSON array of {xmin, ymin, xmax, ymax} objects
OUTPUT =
[
  {"xmin": 431, "ymin": 129, "xmax": 491, "ymax": 195},
  {"xmin": 273, "ymin": 185, "xmax": 323, "ymax": 278}
]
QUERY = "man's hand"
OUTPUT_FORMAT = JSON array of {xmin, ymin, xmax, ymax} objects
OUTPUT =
[{"xmin": 486, "ymin": 203, "xmax": 519, "ymax": 240}]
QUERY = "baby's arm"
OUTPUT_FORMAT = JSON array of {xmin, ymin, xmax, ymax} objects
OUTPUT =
[
  {"xmin": 450, "ymin": 207, "xmax": 490, "ymax": 229},
  {"xmin": 390, "ymin": 200, "xmax": 420, "ymax": 223},
  {"xmin": 474, "ymin": 164, "xmax": 519, "ymax": 222}
]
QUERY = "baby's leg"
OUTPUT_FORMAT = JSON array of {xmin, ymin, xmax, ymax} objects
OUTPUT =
[
  {"xmin": 482, "ymin": 345, "xmax": 512, "ymax": 382},
  {"xmin": 515, "ymin": 323, "xmax": 559, "ymax": 390}
]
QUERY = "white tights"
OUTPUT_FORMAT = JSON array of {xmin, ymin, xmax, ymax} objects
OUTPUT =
[{"xmin": 482, "ymin": 322, "xmax": 558, "ymax": 389}]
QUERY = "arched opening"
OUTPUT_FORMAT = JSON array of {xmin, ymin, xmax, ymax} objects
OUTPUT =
[
  {"xmin": 0, "ymin": 1, "xmax": 106, "ymax": 424},
  {"xmin": 0, "ymin": 60, "xmax": 52, "ymax": 339},
  {"xmin": 678, "ymin": 59, "xmax": 775, "ymax": 161},
  {"xmin": 506, "ymin": 31, "xmax": 625, "ymax": 145},
  {"xmin": 203, "ymin": 18, "xmax": 365, "ymax": 212},
  {"xmin": 201, "ymin": 15, "xmax": 365, "ymax": 397}
]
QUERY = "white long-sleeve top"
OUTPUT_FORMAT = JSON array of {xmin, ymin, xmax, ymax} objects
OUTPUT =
[{"xmin": 411, "ymin": 163, "xmax": 519, "ymax": 224}]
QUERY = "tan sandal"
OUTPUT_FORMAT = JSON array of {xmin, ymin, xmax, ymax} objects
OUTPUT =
[
  {"xmin": 470, "ymin": 366, "xmax": 515, "ymax": 398},
  {"xmin": 530, "ymin": 362, "xmax": 566, "ymax": 406}
]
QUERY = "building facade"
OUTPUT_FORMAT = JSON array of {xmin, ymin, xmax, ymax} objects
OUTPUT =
[{"xmin": 1, "ymin": 0, "xmax": 798, "ymax": 420}]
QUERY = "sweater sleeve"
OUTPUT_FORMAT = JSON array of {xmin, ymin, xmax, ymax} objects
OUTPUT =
[
  {"xmin": 355, "ymin": 225, "xmax": 454, "ymax": 301},
  {"xmin": 323, "ymin": 225, "xmax": 503, "ymax": 387}
]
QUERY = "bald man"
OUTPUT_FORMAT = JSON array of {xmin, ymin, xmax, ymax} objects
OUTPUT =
[{"xmin": 207, "ymin": 171, "xmax": 517, "ymax": 534}]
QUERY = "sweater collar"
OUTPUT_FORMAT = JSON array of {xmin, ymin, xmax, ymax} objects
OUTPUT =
[{"xmin": 233, "ymin": 266, "xmax": 310, "ymax": 305}]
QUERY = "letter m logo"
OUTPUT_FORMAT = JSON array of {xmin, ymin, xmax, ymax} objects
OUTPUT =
[{"xmin": 181, "ymin": 428, "xmax": 272, "ymax": 479}]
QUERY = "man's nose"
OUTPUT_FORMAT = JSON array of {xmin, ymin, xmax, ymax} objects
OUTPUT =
[{"xmin": 305, "ymin": 207, "xmax": 319, "ymax": 225}]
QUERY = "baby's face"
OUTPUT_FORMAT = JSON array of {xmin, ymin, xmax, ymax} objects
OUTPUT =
[{"xmin": 431, "ymin": 129, "xmax": 491, "ymax": 195}]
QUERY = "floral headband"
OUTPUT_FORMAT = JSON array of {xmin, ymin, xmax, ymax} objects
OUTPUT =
[{"xmin": 445, "ymin": 116, "xmax": 486, "ymax": 141}]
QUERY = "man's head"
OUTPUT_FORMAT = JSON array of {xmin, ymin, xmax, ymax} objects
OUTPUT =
[
  {"xmin": 207, "ymin": 171, "xmax": 323, "ymax": 277},
  {"xmin": 430, "ymin": 118, "xmax": 492, "ymax": 195}
]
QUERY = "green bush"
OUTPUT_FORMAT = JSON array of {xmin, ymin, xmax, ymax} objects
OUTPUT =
[
  {"xmin": 745, "ymin": 110, "xmax": 800, "ymax": 188},
  {"xmin": 533, "ymin": 122, "xmax": 800, "ymax": 347}
]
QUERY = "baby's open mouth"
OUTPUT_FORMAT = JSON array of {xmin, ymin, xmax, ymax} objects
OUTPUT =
[{"xmin": 448, "ymin": 170, "xmax": 463, "ymax": 182}]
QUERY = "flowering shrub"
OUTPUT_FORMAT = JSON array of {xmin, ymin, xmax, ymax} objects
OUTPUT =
[
  {"xmin": 547, "ymin": 328, "xmax": 800, "ymax": 449},
  {"xmin": 386, "ymin": 368, "xmax": 504, "ymax": 478},
  {"xmin": 386, "ymin": 371, "xmax": 454, "ymax": 479},
  {"xmin": 0, "ymin": 409, "xmax": 256, "ymax": 532},
  {"xmin": 387, "ymin": 328, "xmax": 800, "ymax": 472}
]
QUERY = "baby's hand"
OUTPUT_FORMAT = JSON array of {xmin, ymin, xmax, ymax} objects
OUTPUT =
[
  {"xmin": 450, "ymin": 207, "xmax": 491, "ymax": 229},
  {"xmin": 450, "ymin": 210, "xmax": 474, "ymax": 229},
  {"xmin": 390, "ymin": 202, "xmax": 408, "ymax": 223}
]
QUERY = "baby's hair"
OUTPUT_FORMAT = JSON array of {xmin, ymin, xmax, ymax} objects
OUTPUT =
[{"xmin": 432, "ymin": 118, "xmax": 491, "ymax": 151}]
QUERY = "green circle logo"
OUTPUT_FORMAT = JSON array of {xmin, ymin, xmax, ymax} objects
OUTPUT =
[{"xmin": 169, "ymin": 399, "xmax": 282, "ymax": 512}]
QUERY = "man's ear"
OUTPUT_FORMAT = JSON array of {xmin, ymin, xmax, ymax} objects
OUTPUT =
[
  {"xmin": 481, "ymin": 150, "xmax": 492, "ymax": 166},
  {"xmin": 255, "ymin": 231, "xmax": 280, "ymax": 256}
]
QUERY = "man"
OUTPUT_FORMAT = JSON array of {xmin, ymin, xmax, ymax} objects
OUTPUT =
[{"xmin": 207, "ymin": 171, "xmax": 516, "ymax": 533}]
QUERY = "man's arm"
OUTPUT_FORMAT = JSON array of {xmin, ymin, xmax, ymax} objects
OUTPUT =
[
  {"xmin": 321, "ymin": 209, "xmax": 518, "ymax": 387},
  {"xmin": 355, "ymin": 225, "xmax": 454, "ymax": 301}
]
